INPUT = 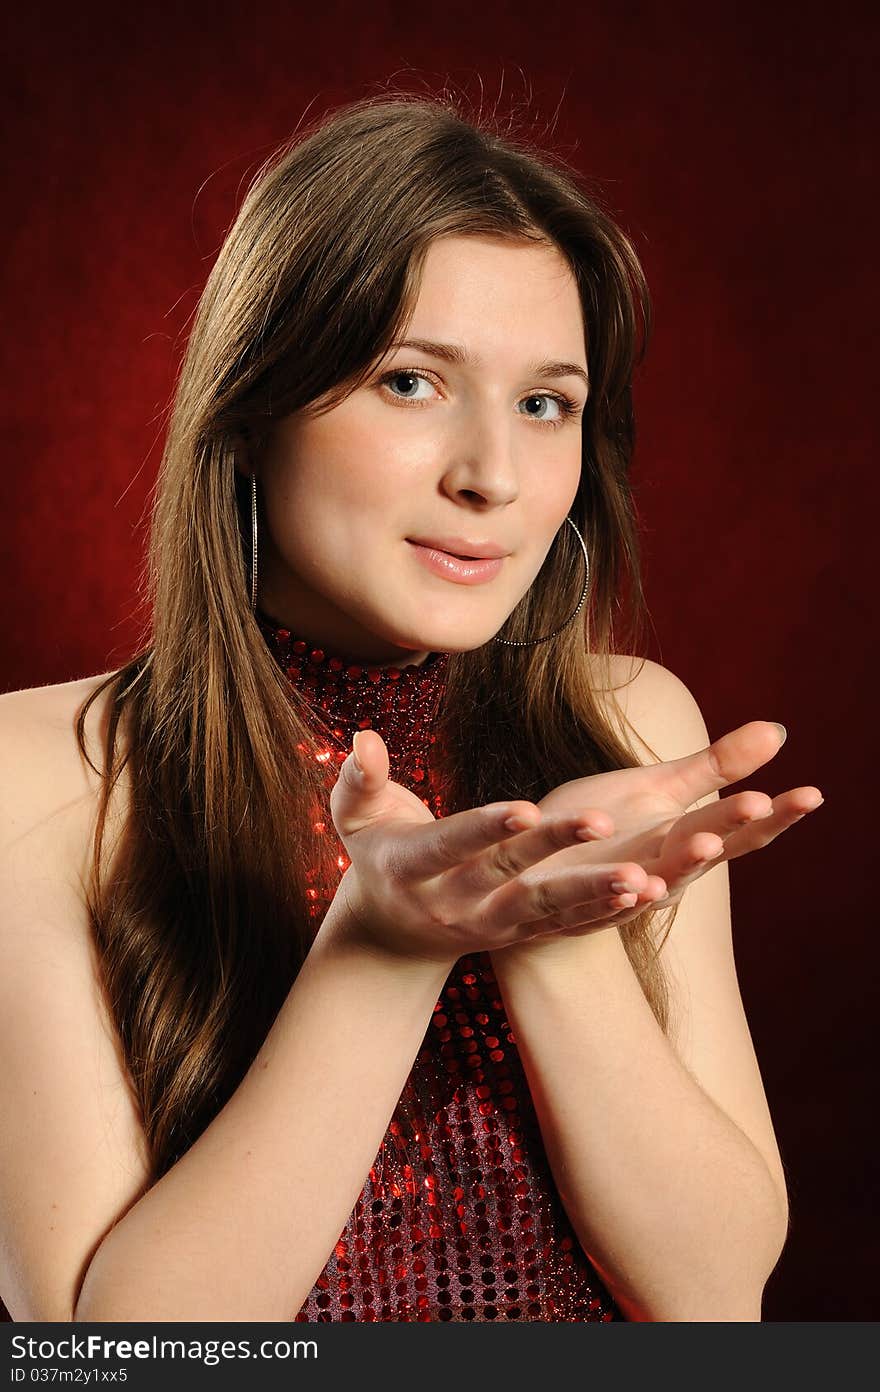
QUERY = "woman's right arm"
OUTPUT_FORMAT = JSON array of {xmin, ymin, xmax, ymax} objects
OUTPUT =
[
  {"xmin": 74, "ymin": 909, "xmax": 451, "ymax": 1322},
  {"xmin": 0, "ymin": 690, "xmax": 451, "ymax": 1323}
]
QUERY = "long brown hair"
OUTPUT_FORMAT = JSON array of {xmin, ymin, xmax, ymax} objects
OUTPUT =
[{"xmin": 76, "ymin": 90, "xmax": 676, "ymax": 1183}]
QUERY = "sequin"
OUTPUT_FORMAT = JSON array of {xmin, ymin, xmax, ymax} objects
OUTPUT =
[{"xmin": 255, "ymin": 606, "xmax": 621, "ymax": 1322}]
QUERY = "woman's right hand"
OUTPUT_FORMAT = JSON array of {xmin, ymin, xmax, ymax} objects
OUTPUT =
[{"xmin": 325, "ymin": 728, "xmax": 647, "ymax": 968}]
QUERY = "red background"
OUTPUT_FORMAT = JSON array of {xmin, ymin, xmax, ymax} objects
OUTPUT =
[{"xmin": 1, "ymin": 0, "xmax": 876, "ymax": 1322}]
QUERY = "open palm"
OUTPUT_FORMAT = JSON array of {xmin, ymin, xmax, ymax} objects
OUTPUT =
[{"xmin": 529, "ymin": 720, "xmax": 823, "ymax": 919}]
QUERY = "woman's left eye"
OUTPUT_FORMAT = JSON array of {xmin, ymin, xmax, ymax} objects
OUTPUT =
[
  {"xmin": 378, "ymin": 369, "xmax": 580, "ymax": 428},
  {"xmin": 516, "ymin": 393, "xmax": 578, "ymax": 426}
]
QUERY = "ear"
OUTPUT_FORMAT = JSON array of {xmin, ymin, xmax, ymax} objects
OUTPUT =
[
  {"xmin": 229, "ymin": 432, "xmax": 255, "ymax": 481},
  {"xmin": 231, "ymin": 422, "xmax": 271, "ymax": 480}
]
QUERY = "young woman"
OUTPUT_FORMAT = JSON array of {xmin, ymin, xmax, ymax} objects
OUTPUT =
[{"xmin": 0, "ymin": 92, "xmax": 822, "ymax": 1324}]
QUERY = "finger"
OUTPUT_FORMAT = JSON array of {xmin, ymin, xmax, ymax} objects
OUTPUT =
[
  {"xmin": 557, "ymin": 887, "xmax": 670, "ymax": 935},
  {"xmin": 478, "ymin": 860, "xmax": 652, "ymax": 934},
  {"xmin": 662, "ymin": 720, "xmax": 788, "ymax": 809},
  {"xmin": 454, "ymin": 809, "xmax": 615, "ymax": 895},
  {"xmin": 662, "ymin": 790, "xmax": 776, "ymax": 853},
  {"xmin": 709, "ymin": 786, "xmax": 824, "ymax": 862},
  {"xmin": 642, "ymin": 831, "xmax": 727, "ymax": 902},
  {"xmin": 512, "ymin": 869, "xmax": 669, "ymax": 937},
  {"xmin": 390, "ymin": 798, "xmax": 546, "ymax": 879}
]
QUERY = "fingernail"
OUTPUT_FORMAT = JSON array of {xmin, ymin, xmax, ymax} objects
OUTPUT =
[
  {"xmin": 351, "ymin": 732, "xmax": 364, "ymax": 772},
  {"xmin": 772, "ymin": 722, "xmax": 787, "ymax": 745}
]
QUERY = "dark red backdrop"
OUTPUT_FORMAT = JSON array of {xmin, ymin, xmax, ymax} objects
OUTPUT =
[{"xmin": 1, "ymin": 0, "xmax": 876, "ymax": 1322}]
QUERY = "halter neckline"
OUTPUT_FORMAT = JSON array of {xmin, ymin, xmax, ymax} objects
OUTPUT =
[{"xmin": 253, "ymin": 605, "xmax": 450, "ymax": 794}]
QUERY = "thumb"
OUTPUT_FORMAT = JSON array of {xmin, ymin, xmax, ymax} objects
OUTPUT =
[
  {"xmin": 330, "ymin": 728, "xmax": 390, "ymax": 832},
  {"xmin": 351, "ymin": 728, "xmax": 389, "ymax": 785}
]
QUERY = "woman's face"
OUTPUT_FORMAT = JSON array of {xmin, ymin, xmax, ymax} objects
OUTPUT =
[{"xmin": 247, "ymin": 233, "xmax": 589, "ymax": 667}]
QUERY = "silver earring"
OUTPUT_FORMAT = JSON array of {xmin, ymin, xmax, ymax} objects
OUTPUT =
[
  {"xmin": 250, "ymin": 472, "xmax": 258, "ymax": 612},
  {"xmin": 491, "ymin": 515, "xmax": 590, "ymax": 646}
]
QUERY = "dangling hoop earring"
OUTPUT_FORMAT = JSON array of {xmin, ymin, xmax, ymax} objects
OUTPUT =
[
  {"xmin": 491, "ymin": 515, "xmax": 590, "ymax": 647},
  {"xmin": 250, "ymin": 471, "xmax": 259, "ymax": 613},
  {"xmin": 248, "ymin": 474, "xmax": 590, "ymax": 643}
]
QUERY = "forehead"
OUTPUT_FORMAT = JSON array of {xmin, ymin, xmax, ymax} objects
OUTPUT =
[{"xmin": 407, "ymin": 234, "xmax": 585, "ymax": 351}]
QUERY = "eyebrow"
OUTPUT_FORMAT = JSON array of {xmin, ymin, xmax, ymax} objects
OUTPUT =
[{"xmin": 387, "ymin": 337, "xmax": 590, "ymax": 392}]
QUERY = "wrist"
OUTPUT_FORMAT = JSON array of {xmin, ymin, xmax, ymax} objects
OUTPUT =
[
  {"xmin": 317, "ymin": 878, "xmax": 457, "ymax": 981},
  {"xmin": 490, "ymin": 921, "xmax": 625, "ymax": 975}
]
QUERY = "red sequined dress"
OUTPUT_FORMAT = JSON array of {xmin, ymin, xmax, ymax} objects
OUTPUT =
[{"xmin": 256, "ymin": 607, "xmax": 622, "ymax": 1323}]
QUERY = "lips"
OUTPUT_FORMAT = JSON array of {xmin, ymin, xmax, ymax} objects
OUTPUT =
[{"xmin": 406, "ymin": 536, "xmax": 510, "ymax": 559}]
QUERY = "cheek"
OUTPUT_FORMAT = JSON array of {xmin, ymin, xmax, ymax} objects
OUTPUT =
[
  {"xmin": 268, "ymin": 418, "xmax": 384, "ymax": 515},
  {"xmin": 528, "ymin": 456, "xmax": 582, "ymax": 528}
]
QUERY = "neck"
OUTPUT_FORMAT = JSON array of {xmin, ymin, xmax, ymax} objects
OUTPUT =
[{"xmin": 253, "ymin": 602, "xmax": 434, "ymax": 670}]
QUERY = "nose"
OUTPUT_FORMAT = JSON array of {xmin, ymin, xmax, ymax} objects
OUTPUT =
[{"xmin": 439, "ymin": 413, "xmax": 520, "ymax": 509}]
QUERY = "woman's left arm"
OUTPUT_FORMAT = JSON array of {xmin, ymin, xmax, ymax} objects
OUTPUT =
[{"xmin": 488, "ymin": 660, "xmax": 798, "ymax": 1322}]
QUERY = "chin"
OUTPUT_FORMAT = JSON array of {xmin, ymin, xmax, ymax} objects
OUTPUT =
[
  {"xmin": 379, "ymin": 601, "xmax": 515, "ymax": 657},
  {"xmin": 400, "ymin": 624, "xmax": 506, "ymax": 657}
]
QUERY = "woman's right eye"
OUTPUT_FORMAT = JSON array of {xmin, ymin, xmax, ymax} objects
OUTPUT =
[{"xmin": 378, "ymin": 369, "xmax": 438, "ymax": 406}]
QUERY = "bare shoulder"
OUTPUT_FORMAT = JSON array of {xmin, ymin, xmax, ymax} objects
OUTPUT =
[
  {"xmin": 0, "ymin": 670, "xmax": 132, "ymax": 891},
  {"xmin": 0, "ymin": 666, "xmax": 122, "ymax": 767},
  {"xmin": 588, "ymin": 653, "xmax": 713, "ymax": 768}
]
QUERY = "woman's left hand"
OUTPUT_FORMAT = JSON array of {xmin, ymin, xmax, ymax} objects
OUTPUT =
[{"xmin": 489, "ymin": 720, "xmax": 823, "ymax": 937}]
